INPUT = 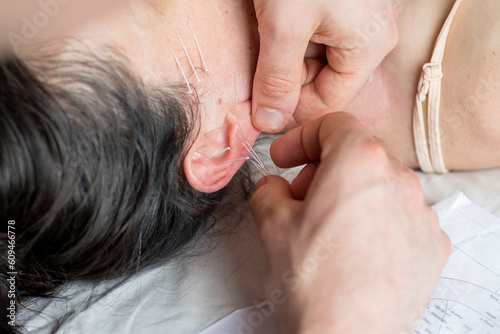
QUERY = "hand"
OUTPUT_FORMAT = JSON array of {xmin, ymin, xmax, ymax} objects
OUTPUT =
[
  {"xmin": 250, "ymin": 113, "xmax": 451, "ymax": 334},
  {"xmin": 251, "ymin": 0, "xmax": 399, "ymax": 132}
]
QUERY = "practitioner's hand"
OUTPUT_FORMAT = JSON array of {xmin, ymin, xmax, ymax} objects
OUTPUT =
[
  {"xmin": 250, "ymin": 113, "xmax": 451, "ymax": 334},
  {"xmin": 251, "ymin": 0, "xmax": 399, "ymax": 132}
]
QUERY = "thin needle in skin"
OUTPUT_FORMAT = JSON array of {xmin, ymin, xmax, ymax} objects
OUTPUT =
[
  {"xmin": 240, "ymin": 138, "xmax": 270, "ymax": 176},
  {"xmin": 244, "ymin": 140, "xmax": 269, "ymax": 175},
  {"xmin": 224, "ymin": 157, "xmax": 249, "ymax": 163},
  {"xmin": 230, "ymin": 73, "xmax": 271, "ymax": 176},
  {"xmin": 176, "ymin": 29, "xmax": 201, "ymax": 82},
  {"xmin": 205, "ymin": 147, "xmax": 230, "ymax": 161},
  {"xmin": 188, "ymin": 18, "xmax": 209, "ymax": 72},
  {"xmin": 169, "ymin": 40, "xmax": 193, "ymax": 94},
  {"xmin": 240, "ymin": 138, "xmax": 258, "ymax": 162},
  {"xmin": 250, "ymin": 160, "xmax": 269, "ymax": 177},
  {"xmin": 237, "ymin": 135, "xmax": 270, "ymax": 175}
]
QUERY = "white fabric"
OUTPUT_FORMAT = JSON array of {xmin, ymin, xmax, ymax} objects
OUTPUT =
[{"xmin": 19, "ymin": 153, "xmax": 500, "ymax": 334}]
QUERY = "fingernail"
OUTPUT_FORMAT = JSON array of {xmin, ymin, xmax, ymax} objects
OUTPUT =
[{"xmin": 255, "ymin": 107, "xmax": 284, "ymax": 131}]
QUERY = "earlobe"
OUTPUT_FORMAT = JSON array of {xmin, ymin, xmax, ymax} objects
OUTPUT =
[
  {"xmin": 184, "ymin": 149, "xmax": 240, "ymax": 193},
  {"xmin": 183, "ymin": 113, "xmax": 261, "ymax": 193}
]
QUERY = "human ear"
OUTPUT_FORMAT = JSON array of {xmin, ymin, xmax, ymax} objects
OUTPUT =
[{"xmin": 183, "ymin": 108, "xmax": 261, "ymax": 193}]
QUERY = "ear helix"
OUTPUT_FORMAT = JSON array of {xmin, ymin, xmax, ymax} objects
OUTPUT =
[
  {"xmin": 202, "ymin": 146, "xmax": 248, "ymax": 164},
  {"xmin": 204, "ymin": 146, "xmax": 252, "ymax": 164},
  {"xmin": 224, "ymin": 157, "xmax": 249, "ymax": 163},
  {"xmin": 204, "ymin": 147, "xmax": 230, "ymax": 161},
  {"xmin": 202, "ymin": 143, "xmax": 269, "ymax": 177}
]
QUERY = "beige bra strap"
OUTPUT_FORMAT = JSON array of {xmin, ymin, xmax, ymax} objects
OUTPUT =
[{"xmin": 413, "ymin": 0, "xmax": 462, "ymax": 173}]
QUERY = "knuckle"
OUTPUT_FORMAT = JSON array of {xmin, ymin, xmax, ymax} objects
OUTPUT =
[
  {"xmin": 255, "ymin": 69, "xmax": 297, "ymax": 100},
  {"xmin": 251, "ymin": 182, "xmax": 290, "ymax": 234},
  {"xmin": 441, "ymin": 232, "xmax": 452, "ymax": 259},
  {"xmin": 428, "ymin": 208, "xmax": 440, "ymax": 229},
  {"xmin": 392, "ymin": 0, "xmax": 400, "ymax": 18},
  {"xmin": 405, "ymin": 170, "xmax": 423, "ymax": 195},
  {"xmin": 257, "ymin": 206, "xmax": 290, "ymax": 240},
  {"xmin": 386, "ymin": 20, "xmax": 399, "ymax": 50},
  {"xmin": 429, "ymin": 210, "xmax": 452, "ymax": 262},
  {"xmin": 357, "ymin": 137, "xmax": 390, "ymax": 169},
  {"xmin": 335, "ymin": 136, "xmax": 392, "ymax": 181},
  {"xmin": 258, "ymin": 12, "xmax": 306, "ymax": 46}
]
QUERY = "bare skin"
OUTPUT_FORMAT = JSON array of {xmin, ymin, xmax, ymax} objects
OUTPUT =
[
  {"xmin": 55, "ymin": 0, "xmax": 263, "ymax": 193},
  {"xmin": 328, "ymin": 0, "xmax": 500, "ymax": 171},
  {"xmin": 1, "ymin": 0, "xmax": 493, "ymax": 332},
  {"xmin": 9, "ymin": 0, "xmax": 500, "ymax": 173}
]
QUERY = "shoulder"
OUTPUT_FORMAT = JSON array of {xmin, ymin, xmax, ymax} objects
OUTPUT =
[{"xmin": 441, "ymin": 0, "xmax": 500, "ymax": 170}]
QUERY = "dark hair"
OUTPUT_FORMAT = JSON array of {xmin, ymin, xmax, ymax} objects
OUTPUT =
[{"xmin": 0, "ymin": 46, "xmax": 226, "ymax": 333}]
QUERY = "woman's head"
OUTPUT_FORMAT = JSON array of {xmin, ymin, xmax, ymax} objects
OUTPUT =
[
  {"xmin": 0, "ymin": 0, "xmax": 261, "ymax": 328},
  {"xmin": 9, "ymin": 0, "xmax": 261, "ymax": 192},
  {"xmin": 59, "ymin": 0, "xmax": 262, "ymax": 193},
  {"xmin": 0, "ymin": 44, "xmax": 224, "ymax": 298}
]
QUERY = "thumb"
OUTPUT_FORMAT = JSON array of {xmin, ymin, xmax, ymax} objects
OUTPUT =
[
  {"xmin": 252, "ymin": 15, "xmax": 312, "ymax": 133},
  {"xmin": 250, "ymin": 176, "xmax": 300, "ymax": 234}
]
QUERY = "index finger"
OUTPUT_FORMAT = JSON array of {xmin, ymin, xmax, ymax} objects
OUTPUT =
[{"xmin": 270, "ymin": 112, "xmax": 365, "ymax": 168}]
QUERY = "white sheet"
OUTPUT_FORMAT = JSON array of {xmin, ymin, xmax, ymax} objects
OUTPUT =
[
  {"xmin": 19, "ymin": 165, "xmax": 500, "ymax": 334},
  {"xmin": 419, "ymin": 192, "xmax": 500, "ymax": 334}
]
